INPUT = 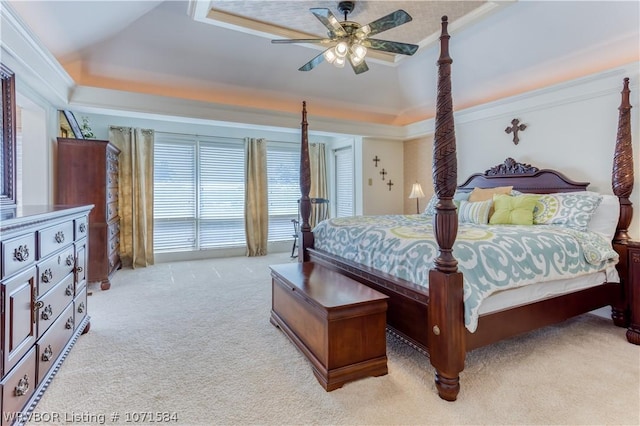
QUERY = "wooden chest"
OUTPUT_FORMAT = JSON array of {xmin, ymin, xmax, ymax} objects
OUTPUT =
[{"xmin": 270, "ymin": 262, "xmax": 388, "ymax": 391}]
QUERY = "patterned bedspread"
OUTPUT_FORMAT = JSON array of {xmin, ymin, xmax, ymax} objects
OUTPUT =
[{"xmin": 313, "ymin": 214, "xmax": 619, "ymax": 332}]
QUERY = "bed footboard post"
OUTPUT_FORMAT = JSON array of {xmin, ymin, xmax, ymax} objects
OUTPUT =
[
  {"xmin": 428, "ymin": 16, "xmax": 466, "ymax": 402},
  {"xmin": 612, "ymin": 78, "xmax": 634, "ymax": 326},
  {"xmin": 612, "ymin": 78, "xmax": 634, "ymax": 244},
  {"xmin": 299, "ymin": 101, "xmax": 314, "ymax": 262}
]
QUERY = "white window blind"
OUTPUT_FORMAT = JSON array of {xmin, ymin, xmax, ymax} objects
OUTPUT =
[
  {"xmin": 154, "ymin": 135, "xmax": 197, "ymax": 251},
  {"xmin": 199, "ymin": 139, "xmax": 245, "ymax": 248},
  {"xmin": 154, "ymin": 133, "xmax": 301, "ymax": 253},
  {"xmin": 334, "ymin": 146, "xmax": 354, "ymax": 217},
  {"xmin": 267, "ymin": 145, "xmax": 299, "ymax": 241}
]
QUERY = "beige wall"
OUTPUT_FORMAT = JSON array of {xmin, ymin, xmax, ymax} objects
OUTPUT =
[
  {"xmin": 361, "ymin": 138, "xmax": 404, "ymax": 215},
  {"xmin": 403, "ymin": 136, "xmax": 433, "ymax": 214}
]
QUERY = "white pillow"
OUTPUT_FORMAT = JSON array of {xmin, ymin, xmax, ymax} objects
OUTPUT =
[{"xmin": 586, "ymin": 193, "xmax": 619, "ymax": 241}]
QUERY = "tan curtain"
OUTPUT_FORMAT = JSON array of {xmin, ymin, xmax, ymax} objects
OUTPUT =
[
  {"xmin": 309, "ymin": 142, "xmax": 329, "ymax": 228},
  {"xmin": 244, "ymin": 138, "xmax": 268, "ymax": 256},
  {"xmin": 109, "ymin": 127, "xmax": 154, "ymax": 268}
]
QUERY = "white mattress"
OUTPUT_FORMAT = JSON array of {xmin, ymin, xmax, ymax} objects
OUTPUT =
[{"xmin": 478, "ymin": 265, "xmax": 620, "ymax": 315}]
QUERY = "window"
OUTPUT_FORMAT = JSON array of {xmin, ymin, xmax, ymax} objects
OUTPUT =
[
  {"xmin": 334, "ymin": 146, "xmax": 354, "ymax": 217},
  {"xmin": 267, "ymin": 145, "xmax": 299, "ymax": 241},
  {"xmin": 154, "ymin": 133, "xmax": 299, "ymax": 253}
]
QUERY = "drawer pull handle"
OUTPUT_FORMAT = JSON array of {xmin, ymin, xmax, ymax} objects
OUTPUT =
[
  {"xmin": 42, "ymin": 345, "xmax": 53, "ymax": 362},
  {"xmin": 41, "ymin": 304, "xmax": 53, "ymax": 321},
  {"xmin": 41, "ymin": 268, "xmax": 53, "ymax": 283},
  {"xmin": 55, "ymin": 231, "xmax": 65, "ymax": 243},
  {"xmin": 79, "ymin": 222, "xmax": 87, "ymax": 233},
  {"xmin": 13, "ymin": 245, "xmax": 30, "ymax": 262},
  {"xmin": 65, "ymin": 317, "xmax": 74, "ymax": 329},
  {"xmin": 66, "ymin": 283, "xmax": 74, "ymax": 296},
  {"xmin": 77, "ymin": 302, "xmax": 85, "ymax": 313},
  {"xmin": 14, "ymin": 375, "xmax": 30, "ymax": 396},
  {"xmin": 66, "ymin": 254, "xmax": 75, "ymax": 266}
]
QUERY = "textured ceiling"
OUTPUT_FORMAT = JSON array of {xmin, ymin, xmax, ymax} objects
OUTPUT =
[{"xmin": 208, "ymin": 1, "xmax": 484, "ymax": 45}]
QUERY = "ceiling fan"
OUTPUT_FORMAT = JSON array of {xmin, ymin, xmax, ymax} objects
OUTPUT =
[{"xmin": 271, "ymin": 1, "xmax": 419, "ymax": 74}]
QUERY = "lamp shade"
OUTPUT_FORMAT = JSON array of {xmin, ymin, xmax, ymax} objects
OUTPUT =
[{"xmin": 409, "ymin": 183, "xmax": 425, "ymax": 199}]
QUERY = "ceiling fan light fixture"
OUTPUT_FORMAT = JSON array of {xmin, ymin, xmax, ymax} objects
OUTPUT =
[
  {"xmin": 335, "ymin": 41, "xmax": 349, "ymax": 58},
  {"xmin": 351, "ymin": 43, "xmax": 367, "ymax": 60},
  {"xmin": 323, "ymin": 48, "xmax": 338, "ymax": 64},
  {"xmin": 334, "ymin": 56, "xmax": 346, "ymax": 68}
]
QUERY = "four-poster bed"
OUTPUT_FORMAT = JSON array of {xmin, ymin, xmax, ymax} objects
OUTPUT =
[{"xmin": 294, "ymin": 16, "xmax": 636, "ymax": 401}]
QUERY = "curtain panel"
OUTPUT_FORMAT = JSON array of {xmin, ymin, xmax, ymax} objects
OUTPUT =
[
  {"xmin": 109, "ymin": 126, "xmax": 155, "ymax": 268},
  {"xmin": 309, "ymin": 142, "xmax": 329, "ymax": 228},
  {"xmin": 244, "ymin": 138, "xmax": 268, "ymax": 256}
]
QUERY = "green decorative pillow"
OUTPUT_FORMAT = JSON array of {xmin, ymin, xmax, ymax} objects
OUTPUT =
[
  {"xmin": 458, "ymin": 200, "xmax": 493, "ymax": 224},
  {"xmin": 489, "ymin": 194, "xmax": 540, "ymax": 225},
  {"xmin": 533, "ymin": 192, "xmax": 603, "ymax": 231}
]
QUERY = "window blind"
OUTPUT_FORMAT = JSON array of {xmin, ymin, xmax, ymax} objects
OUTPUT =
[
  {"xmin": 267, "ymin": 145, "xmax": 299, "ymax": 241},
  {"xmin": 334, "ymin": 146, "xmax": 354, "ymax": 217}
]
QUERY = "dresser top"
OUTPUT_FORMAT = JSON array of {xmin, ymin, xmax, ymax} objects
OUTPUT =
[{"xmin": 1, "ymin": 204, "xmax": 94, "ymax": 234}]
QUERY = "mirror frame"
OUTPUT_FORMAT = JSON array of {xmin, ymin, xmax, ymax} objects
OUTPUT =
[{"xmin": 1, "ymin": 63, "xmax": 17, "ymax": 210}]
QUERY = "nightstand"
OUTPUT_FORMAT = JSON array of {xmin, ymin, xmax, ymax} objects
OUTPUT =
[{"xmin": 626, "ymin": 241, "xmax": 640, "ymax": 345}]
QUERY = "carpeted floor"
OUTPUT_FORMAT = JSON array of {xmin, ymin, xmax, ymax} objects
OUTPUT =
[{"xmin": 28, "ymin": 253, "xmax": 640, "ymax": 425}]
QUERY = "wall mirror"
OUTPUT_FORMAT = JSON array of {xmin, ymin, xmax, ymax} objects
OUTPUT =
[{"xmin": 1, "ymin": 63, "xmax": 17, "ymax": 210}]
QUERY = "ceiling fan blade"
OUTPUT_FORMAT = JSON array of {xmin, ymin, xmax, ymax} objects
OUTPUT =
[
  {"xmin": 349, "ymin": 57, "xmax": 369, "ymax": 75},
  {"xmin": 310, "ymin": 8, "xmax": 347, "ymax": 38},
  {"xmin": 363, "ymin": 39, "xmax": 419, "ymax": 56},
  {"xmin": 298, "ymin": 50, "xmax": 326, "ymax": 72},
  {"xmin": 363, "ymin": 10, "xmax": 413, "ymax": 37},
  {"xmin": 271, "ymin": 38, "xmax": 330, "ymax": 44}
]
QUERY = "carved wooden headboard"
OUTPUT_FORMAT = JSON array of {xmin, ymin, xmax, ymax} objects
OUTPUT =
[{"xmin": 457, "ymin": 158, "xmax": 589, "ymax": 194}]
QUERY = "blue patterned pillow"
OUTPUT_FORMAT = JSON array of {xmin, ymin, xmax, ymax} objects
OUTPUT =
[
  {"xmin": 424, "ymin": 191, "xmax": 470, "ymax": 216},
  {"xmin": 533, "ymin": 192, "xmax": 603, "ymax": 231},
  {"xmin": 458, "ymin": 200, "xmax": 493, "ymax": 224}
]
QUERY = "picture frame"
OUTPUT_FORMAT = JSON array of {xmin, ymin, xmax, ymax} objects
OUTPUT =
[{"xmin": 62, "ymin": 110, "xmax": 84, "ymax": 139}]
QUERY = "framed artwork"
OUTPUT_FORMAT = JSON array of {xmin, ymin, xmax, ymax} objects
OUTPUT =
[{"xmin": 62, "ymin": 110, "xmax": 84, "ymax": 139}]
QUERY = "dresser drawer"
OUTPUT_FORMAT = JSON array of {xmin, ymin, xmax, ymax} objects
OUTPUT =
[
  {"xmin": 38, "ymin": 220, "xmax": 74, "ymax": 259},
  {"xmin": 108, "ymin": 233, "xmax": 120, "ymax": 257},
  {"xmin": 107, "ymin": 170, "xmax": 119, "ymax": 188},
  {"xmin": 36, "ymin": 245, "xmax": 75, "ymax": 297},
  {"xmin": 107, "ymin": 187, "xmax": 118, "ymax": 204},
  {"xmin": 109, "ymin": 252, "xmax": 121, "ymax": 274},
  {"xmin": 75, "ymin": 216, "xmax": 88, "ymax": 241},
  {"xmin": 75, "ymin": 240, "xmax": 87, "ymax": 293},
  {"xmin": 36, "ymin": 303, "xmax": 74, "ymax": 385},
  {"xmin": 1, "ymin": 234, "xmax": 36, "ymax": 279},
  {"xmin": 36, "ymin": 274, "xmax": 74, "ymax": 338},
  {"xmin": 0, "ymin": 347, "xmax": 36, "ymax": 426},
  {"xmin": 108, "ymin": 220, "xmax": 120, "ymax": 240},
  {"xmin": 107, "ymin": 201, "xmax": 119, "ymax": 222},
  {"xmin": 2, "ymin": 267, "xmax": 37, "ymax": 377},
  {"xmin": 74, "ymin": 286, "xmax": 88, "ymax": 330}
]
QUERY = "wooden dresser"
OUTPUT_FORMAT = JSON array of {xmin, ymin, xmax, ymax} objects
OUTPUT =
[
  {"xmin": 56, "ymin": 138, "xmax": 121, "ymax": 290},
  {"xmin": 0, "ymin": 205, "xmax": 92, "ymax": 425},
  {"xmin": 624, "ymin": 241, "xmax": 640, "ymax": 345}
]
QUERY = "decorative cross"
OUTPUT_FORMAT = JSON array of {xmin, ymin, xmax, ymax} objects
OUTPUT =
[
  {"xmin": 387, "ymin": 180, "xmax": 394, "ymax": 191},
  {"xmin": 380, "ymin": 168, "xmax": 387, "ymax": 180},
  {"xmin": 505, "ymin": 118, "xmax": 527, "ymax": 145},
  {"xmin": 373, "ymin": 155, "xmax": 380, "ymax": 167}
]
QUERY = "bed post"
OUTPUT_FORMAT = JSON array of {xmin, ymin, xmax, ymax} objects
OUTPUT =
[
  {"xmin": 613, "ymin": 78, "xmax": 634, "ymax": 244},
  {"xmin": 299, "ymin": 101, "xmax": 314, "ymax": 262},
  {"xmin": 428, "ymin": 16, "xmax": 466, "ymax": 402},
  {"xmin": 611, "ymin": 78, "xmax": 635, "ymax": 330}
]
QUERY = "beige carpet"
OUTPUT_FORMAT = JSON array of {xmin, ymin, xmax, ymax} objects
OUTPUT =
[{"xmin": 29, "ymin": 253, "xmax": 639, "ymax": 425}]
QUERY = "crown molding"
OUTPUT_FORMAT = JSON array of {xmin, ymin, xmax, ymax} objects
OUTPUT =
[{"xmin": 0, "ymin": 2, "xmax": 73, "ymax": 107}]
